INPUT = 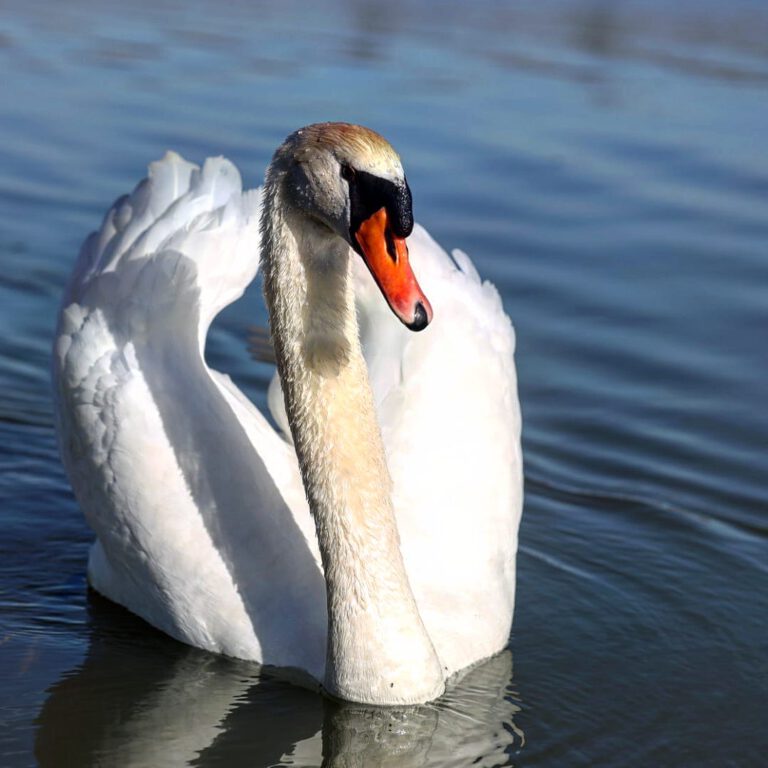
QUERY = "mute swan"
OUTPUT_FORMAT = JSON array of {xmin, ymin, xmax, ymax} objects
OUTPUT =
[{"xmin": 53, "ymin": 123, "xmax": 523, "ymax": 705}]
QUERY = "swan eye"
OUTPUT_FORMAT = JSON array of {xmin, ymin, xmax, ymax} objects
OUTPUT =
[{"xmin": 340, "ymin": 163, "xmax": 356, "ymax": 183}]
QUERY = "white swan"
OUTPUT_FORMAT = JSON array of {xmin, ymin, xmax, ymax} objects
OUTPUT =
[{"xmin": 52, "ymin": 123, "xmax": 523, "ymax": 705}]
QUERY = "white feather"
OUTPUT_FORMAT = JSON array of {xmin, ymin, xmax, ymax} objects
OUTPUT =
[{"xmin": 53, "ymin": 152, "xmax": 523, "ymax": 690}]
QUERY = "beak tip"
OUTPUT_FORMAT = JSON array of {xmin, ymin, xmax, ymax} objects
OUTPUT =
[{"xmin": 406, "ymin": 301, "xmax": 431, "ymax": 332}]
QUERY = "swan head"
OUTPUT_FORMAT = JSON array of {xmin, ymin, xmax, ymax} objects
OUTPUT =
[{"xmin": 270, "ymin": 122, "xmax": 433, "ymax": 331}]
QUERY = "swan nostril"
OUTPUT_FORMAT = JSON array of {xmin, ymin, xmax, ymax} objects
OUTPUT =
[{"xmin": 407, "ymin": 301, "xmax": 429, "ymax": 332}]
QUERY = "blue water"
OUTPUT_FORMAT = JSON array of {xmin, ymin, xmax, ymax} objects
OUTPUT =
[{"xmin": 1, "ymin": 1, "xmax": 767, "ymax": 765}]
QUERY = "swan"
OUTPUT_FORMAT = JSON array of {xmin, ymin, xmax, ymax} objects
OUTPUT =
[{"xmin": 52, "ymin": 122, "xmax": 523, "ymax": 705}]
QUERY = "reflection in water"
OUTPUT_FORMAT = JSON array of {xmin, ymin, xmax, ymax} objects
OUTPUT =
[
  {"xmin": 2, "ymin": 0, "xmax": 766, "ymax": 764},
  {"xmin": 35, "ymin": 593, "xmax": 522, "ymax": 767}
]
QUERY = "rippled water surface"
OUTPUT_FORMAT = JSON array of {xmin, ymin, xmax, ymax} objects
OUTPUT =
[{"xmin": 1, "ymin": 1, "xmax": 767, "ymax": 765}]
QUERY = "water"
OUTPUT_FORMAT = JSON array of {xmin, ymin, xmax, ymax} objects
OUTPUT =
[{"xmin": 1, "ymin": 0, "xmax": 767, "ymax": 765}]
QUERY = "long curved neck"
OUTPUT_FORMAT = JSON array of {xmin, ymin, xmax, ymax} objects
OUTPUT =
[{"xmin": 261, "ymin": 173, "xmax": 444, "ymax": 705}]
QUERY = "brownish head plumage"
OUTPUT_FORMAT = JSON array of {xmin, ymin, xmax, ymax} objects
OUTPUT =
[{"xmin": 278, "ymin": 122, "xmax": 404, "ymax": 181}]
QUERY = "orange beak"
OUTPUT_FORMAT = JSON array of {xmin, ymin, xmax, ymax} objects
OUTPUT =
[{"xmin": 353, "ymin": 207, "xmax": 433, "ymax": 331}]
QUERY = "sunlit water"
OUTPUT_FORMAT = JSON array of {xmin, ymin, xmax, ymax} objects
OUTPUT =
[{"xmin": 1, "ymin": 1, "xmax": 767, "ymax": 765}]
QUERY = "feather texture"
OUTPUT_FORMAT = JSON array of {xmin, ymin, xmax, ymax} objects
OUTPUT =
[{"xmin": 53, "ymin": 151, "xmax": 523, "ymax": 691}]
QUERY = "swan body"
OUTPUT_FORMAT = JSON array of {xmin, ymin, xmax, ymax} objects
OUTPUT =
[{"xmin": 53, "ymin": 124, "xmax": 523, "ymax": 705}]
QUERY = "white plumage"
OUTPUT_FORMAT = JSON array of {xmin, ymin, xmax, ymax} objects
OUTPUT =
[{"xmin": 53, "ymin": 147, "xmax": 523, "ymax": 698}]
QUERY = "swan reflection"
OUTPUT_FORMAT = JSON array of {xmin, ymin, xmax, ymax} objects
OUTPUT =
[{"xmin": 36, "ymin": 593, "xmax": 524, "ymax": 767}]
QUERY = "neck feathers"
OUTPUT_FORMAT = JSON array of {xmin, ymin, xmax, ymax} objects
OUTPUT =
[{"xmin": 260, "ymin": 173, "xmax": 444, "ymax": 704}]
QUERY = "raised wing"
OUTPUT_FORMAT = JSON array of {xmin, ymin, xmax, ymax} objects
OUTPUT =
[{"xmin": 53, "ymin": 153, "xmax": 326, "ymax": 677}]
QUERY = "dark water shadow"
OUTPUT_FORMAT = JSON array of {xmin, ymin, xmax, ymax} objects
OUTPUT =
[
  {"xmin": 35, "ymin": 592, "xmax": 523, "ymax": 768},
  {"xmin": 34, "ymin": 590, "xmax": 322, "ymax": 767}
]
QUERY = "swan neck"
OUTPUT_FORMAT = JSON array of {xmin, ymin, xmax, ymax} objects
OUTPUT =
[{"xmin": 260, "ymin": 174, "xmax": 444, "ymax": 704}]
